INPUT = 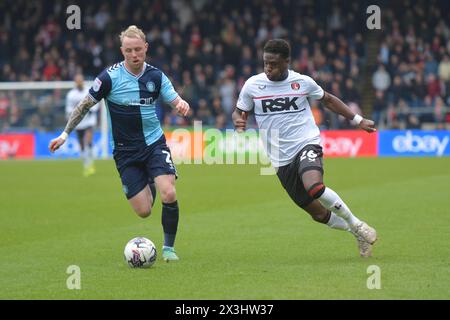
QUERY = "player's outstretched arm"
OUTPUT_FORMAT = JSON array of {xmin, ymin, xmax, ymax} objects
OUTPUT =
[
  {"xmin": 319, "ymin": 91, "xmax": 376, "ymax": 133},
  {"xmin": 49, "ymin": 95, "xmax": 97, "ymax": 153},
  {"xmin": 232, "ymin": 108, "xmax": 248, "ymax": 132},
  {"xmin": 171, "ymin": 96, "xmax": 190, "ymax": 116}
]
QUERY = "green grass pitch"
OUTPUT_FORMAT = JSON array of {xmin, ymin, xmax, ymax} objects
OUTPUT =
[{"xmin": 0, "ymin": 157, "xmax": 449, "ymax": 299}]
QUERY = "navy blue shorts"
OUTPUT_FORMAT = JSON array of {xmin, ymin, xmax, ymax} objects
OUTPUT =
[{"xmin": 113, "ymin": 135, "xmax": 177, "ymax": 199}]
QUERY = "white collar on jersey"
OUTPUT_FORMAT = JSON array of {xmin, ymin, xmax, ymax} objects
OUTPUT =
[{"xmin": 122, "ymin": 61, "xmax": 148, "ymax": 78}]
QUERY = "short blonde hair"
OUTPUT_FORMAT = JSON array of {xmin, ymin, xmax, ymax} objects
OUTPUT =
[{"xmin": 119, "ymin": 25, "xmax": 146, "ymax": 43}]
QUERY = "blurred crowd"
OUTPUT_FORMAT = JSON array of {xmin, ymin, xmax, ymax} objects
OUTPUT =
[
  {"xmin": 372, "ymin": 0, "xmax": 450, "ymax": 129},
  {"xmin": 0, "ymin": 0, "xmax": 449, "ymax": 132},
  {"xmin": 0, "ymin": 0, "xmax": 368, "ymax": 132}
]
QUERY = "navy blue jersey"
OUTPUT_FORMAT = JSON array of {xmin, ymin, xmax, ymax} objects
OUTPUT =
[{"xmin": 88, "ymin": 62, "xmax": 178, "ymax": 151}]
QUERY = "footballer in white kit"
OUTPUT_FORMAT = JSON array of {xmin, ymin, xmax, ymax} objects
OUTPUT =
[
  {"xmin": 65, "ymin": 74, "xmax": 99, "ymax": 176},
  {"xmin": 237, "ymin": 69, "xmax": 323, "ymax": 168},
  {"xmin": 233, "ymin": 39, "xmax": 378, "ymax": 258}
]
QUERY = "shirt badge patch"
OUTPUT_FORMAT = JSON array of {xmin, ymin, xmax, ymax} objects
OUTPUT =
[
  {"xmin": 146, "ymin": 81, "xmax": 155, "ymax": 92},
  {"xmin": 291, "ymin": 82, "xmax": 300, "ymax": 90},
  {"xmin": 93, "ymin": 78, "xmax": 102, "ymax": 92}
]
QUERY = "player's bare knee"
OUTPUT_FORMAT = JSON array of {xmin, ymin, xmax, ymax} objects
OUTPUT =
[
  {"xmin": 135, "ymin": 205, "xmax": 152, "ymax": 218},
  {"xmin": 160, "ymin": 187, "xmax": 177, "ymax": 203},
  {"xmin": 302, "ymin": 169, "xmax": 324, "ymax": 198}
]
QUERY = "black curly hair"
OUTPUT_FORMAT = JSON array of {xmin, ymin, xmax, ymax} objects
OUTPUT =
[{"xmin": 263, "ymin": 39, "xmax": 291, "ymax": 60}]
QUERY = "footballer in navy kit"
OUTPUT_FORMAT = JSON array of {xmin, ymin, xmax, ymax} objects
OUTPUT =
[{"xmin": 50, "ymin": 26, "xmax": 190, "ymax": 262}]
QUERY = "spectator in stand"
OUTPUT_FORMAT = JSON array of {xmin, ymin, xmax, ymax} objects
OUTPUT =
[
  {"xmin": 406, "ymin": 114, "xmax": 421, "ymax": 129},
  {"xmin": 343, "ymin": 78, "xmax": 360, "ymax": 105},
  {"xmin": 42, "ymin": 56, "xmax": 60, "ymax": 81},
  {"xmin": 372, "ymin": 64, "xmax": 391, "ymax": 92},
  {"xmin": 388, "ymin": 76, "xmax": 405, "ymax": 104},
  {"xmin": 424, "ymin": 53, "xmax": 439, "ymax": 77},
  {"xmin": 218, "ymin": 65, "xmax": 237, "ymax": 126},
  {"xmin": 427, "ymin": 74, "xmax": 443, "ymax": 99},
  {"xmin": 379, "ymin": 42, "xmax": 390, "ymax": 65},
  {"xmin": 438, "ymin": 55, "xmax": 450, "ymax": 82},
  {"xmin": 396, "ymin": 99, "xmax": 411, "ymax": 129},
  {"xmin": 411, "ymin": 74, "xmax": 428, "ymax": 105},
  {"xmin": 195, "ymin": 98, "xmax": 214, "ymax": 126},
  {"xmin": 386, "ymin": 102, "xmax": 399, "ymax": 129},
  {"xmin": 434, "ymin": 97, "xmax": 447, "ymax": 129},
  {"xmin": 211, "ymin": 96, "xmax": 226, "ymax": 130},
  {"xmin": 372, "ymin": 90, "xmax": 387, "ymax": 128}
]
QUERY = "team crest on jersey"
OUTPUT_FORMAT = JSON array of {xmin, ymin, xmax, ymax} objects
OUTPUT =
[
  {"xmin": 93, "ymin": 78, "xmax": 102, "ymax": 92},
  {"xmin": 291, "ymin": 82, "xmax": 300, "ymax": 90},
  {"xmin": 146, "ymin": 81, "xmax": 155, "ymax": 92},
  {"xmin": 258, "ymin": 85, "xmax": 266, "ymax": 90}
]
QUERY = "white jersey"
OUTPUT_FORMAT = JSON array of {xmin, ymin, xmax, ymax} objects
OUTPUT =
[
  {"xmin": 65, "ymin": 87, "xmax": 99, "ymax": 130},
  {"xmin": 237, "ymin": 70, "xmax": 324, "ymax": 167}
]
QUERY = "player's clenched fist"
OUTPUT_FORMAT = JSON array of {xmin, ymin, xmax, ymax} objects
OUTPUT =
[
  {"xmin": 49, "ymin": 132, "xmax": 68, "ymax": 153},
  {"xmin": 234, "ymin": 111, "xmax": 248, "ymax": 133},
  {"xmin": 359, "ymin": 118, "xmax": 377, "ymax": 133},
  {"xmin": 175, "ymin": 99, "xmax": 190, "ymax": 116}
]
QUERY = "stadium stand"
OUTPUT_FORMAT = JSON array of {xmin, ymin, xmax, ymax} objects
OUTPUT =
[
  {"xmin": 371, "ymin": 0, "xmax": 450, "ymax": 129},
  {"xmin": 0, "ymin": 0, "xmax": 449, "ymax": 132}
]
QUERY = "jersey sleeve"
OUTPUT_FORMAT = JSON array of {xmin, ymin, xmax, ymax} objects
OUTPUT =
[
  {"xmin": 88, "ymin": 70, "xmax": 112, "ymax": 102},
  {"xmin": 160, "ymin": 73, "xmax": 179, "ymax": 104},
  {"xmin": 88, "ymin": 86, "xmax": 100, "ymax": 112},
  {"xmin": 304, "ymin": 75, "xmax": 325, "ymax": 100},
  {"xmin": 236, "ymin": 79, "xmax": 254, "ymax": 112}
]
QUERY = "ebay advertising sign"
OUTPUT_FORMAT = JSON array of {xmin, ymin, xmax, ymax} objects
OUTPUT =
[
  {"xmin": 378, "ymin": 130, "xmax": 450, "ymax": 157},
  {"xmin": 0, "ymin": 133, "xmax": 34, "ymax": 159},
  {"xmin": 320, "ymin": 130, "xmax": 378, "ymax": 157}
]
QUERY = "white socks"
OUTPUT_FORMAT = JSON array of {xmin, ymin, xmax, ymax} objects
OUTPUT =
[
  {"xmin": 326, "ymin": 212, "xmax": 351, "ymax": 231},
  {"xmin": 82, "ymin": 146, "xmax": 94, "ymax": 168},
  {"xmin": 318, "ymin": 187, "xmax": 361, "ymax": 230}
]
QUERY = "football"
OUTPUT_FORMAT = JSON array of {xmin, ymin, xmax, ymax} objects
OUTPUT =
[{"xmin": 124, "ymin": 237, "xmax": 157, "ymax": 268}]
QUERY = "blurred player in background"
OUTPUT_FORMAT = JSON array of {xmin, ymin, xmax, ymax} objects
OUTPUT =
[
  {"xmin": 233, "ymin": 39, "xmax": 378, "ymax": 257},
  {"xmin": 49, "ymin": 25, "xmax": 190, "ymax": 262},
  {"xmin": 65, "ymin": 74, "xmax": 99, "ymax": 177}
]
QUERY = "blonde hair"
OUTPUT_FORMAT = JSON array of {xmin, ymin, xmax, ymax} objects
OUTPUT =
[{"xmin": 119, "ymin": 25, "xmax": 146, "ymax": 43}]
